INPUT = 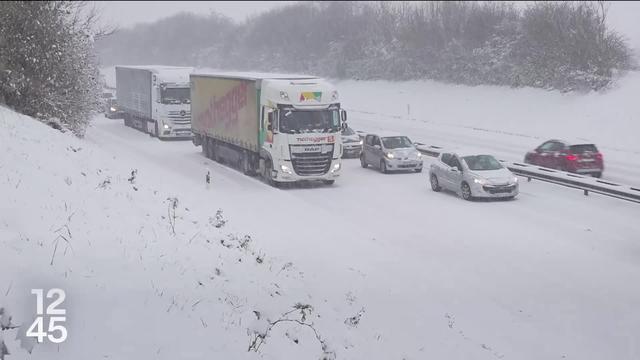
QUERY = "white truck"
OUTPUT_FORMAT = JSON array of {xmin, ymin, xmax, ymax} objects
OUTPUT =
[
  {"xmin": 190, "ymin": 72, "xmax": 347, "ymax": 186},
  {"xmin": 115, "ymin": 65, "xmax": 194, "ymax": 139}
]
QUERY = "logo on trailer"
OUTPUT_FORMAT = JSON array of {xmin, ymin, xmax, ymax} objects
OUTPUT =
[
  {"xmin": 196, "ymin": 82, "xmax": 248, "ymax": 130},
  {"xmin": 299, "ymin": 92, "xmax": 322, "ymax": 102}
]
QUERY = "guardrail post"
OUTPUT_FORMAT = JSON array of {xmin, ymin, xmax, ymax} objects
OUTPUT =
[
  {"xmin": 584, "ymin": 189, "xmax": 589, "ymax": 196},
  {"xmin": 527, "ymin": 177, "xmax": 532, "ymax": 182}
]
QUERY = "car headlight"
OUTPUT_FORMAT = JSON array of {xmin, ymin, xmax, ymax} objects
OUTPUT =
[
  {"xmin": 513, "ymin": 177, "xmax": 519, "ymax": 183},
  {"xmin": 331, "ymin": 163, "xmax": 341, "ymax": 172},
  {"xmin": 163, "ymin": 124, "xmax": 170, "ymax": 129},
  {"xmin": 280, "ymin": 164, "xmax": 293, "ymax": 174},
  {"xmin": 110, "ymin": 107, "xmax": 116, "ymax": 112},
  {"xmin": 358, "ymin": 140, "xmax": 363, "ymax": 145},
  {"xmin": 385, "ymin": 152, "xmax": 394, "ymax": 159},
  {"xmin": 474, "ymin": 178, "xmax": 487, "ymax": 185}
]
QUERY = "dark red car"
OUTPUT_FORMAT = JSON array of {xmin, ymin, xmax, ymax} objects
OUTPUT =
[{"xmin": 524, "ymin": 139, "xmax": 604, "ymax": 178}]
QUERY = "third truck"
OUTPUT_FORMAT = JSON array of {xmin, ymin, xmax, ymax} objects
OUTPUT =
[{"xmin": 191, "ymin": 72, "xmax": 347, "ymax": 186}]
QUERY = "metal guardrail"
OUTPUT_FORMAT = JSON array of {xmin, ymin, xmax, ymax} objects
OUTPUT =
[{"xmin": 415, "ymin": 143, "xmax": 640, "ymax": 204}]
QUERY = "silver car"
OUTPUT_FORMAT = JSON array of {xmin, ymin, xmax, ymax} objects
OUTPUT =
[
  {"xmin": 360, "ymin": 133, "xmax": 423, "ymax": 173},
  {"xmin": 341, "ymin": 125, "xmax": 363, "ymax": 158},
  {"xmin": 429, "ymin": 151, "xmax": 519, "ymax": 200}
]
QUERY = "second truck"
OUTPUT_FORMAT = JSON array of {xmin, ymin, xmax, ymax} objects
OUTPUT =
[
  {"xmin": 191, "ymin": 72, "xmax": 347, "ymax": 186},
  {"xmin": 115, "ymin": 65, "xmax": 194, "ymax": 139}
]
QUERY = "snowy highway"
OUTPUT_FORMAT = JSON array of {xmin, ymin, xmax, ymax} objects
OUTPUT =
[
  {"xmin": 336, "ymin": 75, "xmax": 640, "ymax": 187},
  {"xmin": 84, "ymin": 115, "xmax": 640, "ymax": 360}
]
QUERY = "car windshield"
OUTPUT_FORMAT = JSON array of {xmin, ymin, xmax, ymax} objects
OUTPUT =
[
  {"xmin": 462, "ymin": 155, "xmax": 503, "ymax": 171},
  {"xmin": 279, "ymin": 109, "xmax": 340, "ymax": 134},
  {"xmin": 162, "ymin": 87, "xmax": 190, "ymax": 105},
  {"xmin": 382, "ymin": 136, "xmax": 413, "ymax": 149}
]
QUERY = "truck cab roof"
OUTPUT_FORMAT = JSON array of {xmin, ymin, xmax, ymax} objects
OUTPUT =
[{"xmin": 191, "ymin": 71, "xmax": 317, "ymax": 81}]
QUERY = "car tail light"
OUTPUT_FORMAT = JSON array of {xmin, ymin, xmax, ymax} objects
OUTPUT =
[
  {"xmin": 595, "ymin": 153, "xmax": 603, "ymax": 160},
  {"xmin": 566, "ymin": 154, "xmax": 578, "ymax": 161}
]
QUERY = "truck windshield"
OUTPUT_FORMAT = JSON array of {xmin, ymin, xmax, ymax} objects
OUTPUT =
[
  {"xmin": 279, "ymin": 109, "xmax": 340, "ymax": 134},
  {"xmin": 162, "ymin": 87, "xmax": 190, "ymax": 105}
]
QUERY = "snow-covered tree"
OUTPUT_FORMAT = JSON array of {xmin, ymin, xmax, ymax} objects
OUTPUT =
[{"xmin": 0, "ymin": 1, "xmax": 104, "ymax": 136}]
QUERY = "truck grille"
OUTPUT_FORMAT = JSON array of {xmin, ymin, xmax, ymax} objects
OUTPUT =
[
  {"xmin": 290, "ymin": 145, "xmax": 334, "ymax": 176},
  {"xmin": 168, "ymin": 110, "xmax": 191, "ymax": 125}
]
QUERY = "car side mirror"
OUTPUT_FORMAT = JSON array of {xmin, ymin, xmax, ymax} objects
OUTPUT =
[
  {"xmin": 374, "ymin": 144, "xmax": 381, "ymax": 150},
  {"xmin": 450, "ymin": 166, "xmax": 460, "ymax": 172},
  {"xmin": 341, "ymin": 122, "xmax": 347, "ymax": 131}
]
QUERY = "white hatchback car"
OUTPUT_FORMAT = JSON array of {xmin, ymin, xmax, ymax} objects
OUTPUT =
[{"xmin": 429, "ymin": 151, "xmax": 519, "ymax": 200}]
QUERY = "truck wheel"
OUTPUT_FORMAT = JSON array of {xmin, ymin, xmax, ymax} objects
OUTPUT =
[
  {"xmin": 213, "ymin": 141, "xmax": 222, "ymax": 163},
  {"xmin": 202, "ymin": 138, "xmax": 209, "ymax": 158},
  {"xmin": 149, "ymin": 121, "xmax": 158, "ymax": 138},
  {"xmin": 240, "ymin": 152, "xmax": 253, "ymax": 176},
  {"xmin": 207, "ymin": 139, "xmax": 215, "ymax": 160},
  {"xmin": 264, "ymin": 159, "xmax": 280, "ymax": 188}
]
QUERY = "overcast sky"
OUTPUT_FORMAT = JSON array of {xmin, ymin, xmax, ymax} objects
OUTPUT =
[{"xmin": 93, "ymin": 1, "xmax": 640, "ymax": 51}]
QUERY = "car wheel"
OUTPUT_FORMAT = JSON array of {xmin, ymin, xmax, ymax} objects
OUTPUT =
[
  {"xmin": 322, "ymin": 180, "xmax": 335, "ymax": 185},
  {"xmin": 360, "ymin": 154, "xmax": 368, "ymax": 168},
  {"xmin": 415, "ymin": 168, "xmax": 423, "ymax": 173},
  {"xmin": 380, "ymin": 160, "xmax": 388, "ymax": 174},
  {"xmin": 593, "ymin": 172, "xmax": 602, "ymax": 178},
  {"xmin": 430, "ymin": 174, "xmax": 441, "ymax": 192},
  {"xmin": 461, "ymin": 182, "xmax": 473, "ymax": 201},
  {"xmin": 503, "ymin": 196, "xmax": 515, "ymax": 201}
]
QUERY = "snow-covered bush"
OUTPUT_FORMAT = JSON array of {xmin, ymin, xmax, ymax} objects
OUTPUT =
[{"xmin": 0, "ymin": 1, "xmax": 103, "ymax": 136}]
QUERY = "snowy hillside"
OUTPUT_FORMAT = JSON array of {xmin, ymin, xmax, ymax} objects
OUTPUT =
[
  {"xmin": 3, "ymin": 98, "xmax": 640, "ymax": 359},
  {"xmin": 0, "ymin": 106, "xmax": 361, "ymax": 359}
]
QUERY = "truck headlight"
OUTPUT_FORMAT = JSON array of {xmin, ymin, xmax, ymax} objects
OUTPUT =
[
  {"xmin": 474, "ymin": 178, "xmax": 487, "ymax": 185},
  {"xmin": 280, "ymin": 164, "xmax": 293, "ymax": 174},
  {"xmin": 163, "ymin": 124, "xmax": 170, "ymax": 129},
  {"xmin": 331, "ymin": 163, "xmax": 341, "ymax": 172},
  {"xmin": 385, "ymin": 152, "xmax": 394, "ymax": 159},
  {"xmin": 110, "ymin": 107, "xmax": 116, "ymax": 112}
]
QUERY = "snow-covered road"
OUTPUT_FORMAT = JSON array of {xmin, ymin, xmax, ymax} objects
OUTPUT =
[{"xmin": 82, "ymin": 116, "xmax": 640, "ymax": 360}]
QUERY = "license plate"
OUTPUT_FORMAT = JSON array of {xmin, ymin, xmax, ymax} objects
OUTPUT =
[{"xmin": 579, "ymin": 158, "xmax": 595, "ymax": 163}]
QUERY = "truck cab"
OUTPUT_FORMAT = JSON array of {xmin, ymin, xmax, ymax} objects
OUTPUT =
[
  {"xmin": 260, "ymin": 78, "xmax": 346, "ymax": 184},
  {"xmin": 150, "ymin": 72, "xmax": 192, "ymax": 138}
]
